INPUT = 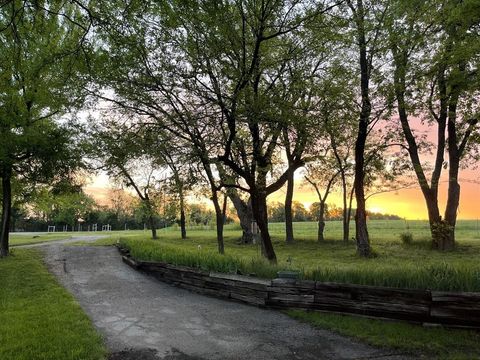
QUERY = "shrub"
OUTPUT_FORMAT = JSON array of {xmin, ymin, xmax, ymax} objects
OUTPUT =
[{"xmin": 400, "ymin": 231, "xmax": 414, "ymax": 245}]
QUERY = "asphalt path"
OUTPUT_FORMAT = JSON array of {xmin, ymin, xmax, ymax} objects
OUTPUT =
[{"xmin": 36, "ymin": 240, "xmax": 412, "ymax": 359}]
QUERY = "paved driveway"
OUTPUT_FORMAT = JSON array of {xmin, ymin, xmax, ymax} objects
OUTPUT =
[{"xmin": 41, "ymin": 244, "xmax": 411, "ymax": 360}]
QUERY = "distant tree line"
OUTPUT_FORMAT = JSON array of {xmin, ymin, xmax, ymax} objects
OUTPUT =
[{"xmin": 267, "ymin": 202, "xmax": 401, "ymax": 223}]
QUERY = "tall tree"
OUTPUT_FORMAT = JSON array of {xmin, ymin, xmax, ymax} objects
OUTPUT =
[
  {"xmin": 387, "ymin": 0, "xmax": 480, "ymax": 249},
  {"xmin": 92, "ymin": 0, "xmax": 338, "ymax": 262},
  {"xmin": 304, "ymin": 154, "xmax": 340, "ymax": 242},
  {"xmin": 0, "ymin": 1, "xmax": 90, "ymax": 256},
  {"xmin": 345, "ymin": 0, "xmax": 390, "ymax": 257},
  {"xmin": 93, "ymin": 121, "xmax": 167, "ymax": 239}
]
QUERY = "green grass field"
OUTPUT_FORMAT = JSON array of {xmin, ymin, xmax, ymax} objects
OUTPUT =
[
  {"xmin": 0, "ymin": 249, "xmax": 106, "ymax": 360},
  {"xmin": 116, "ymin": 220, "xmax": 480, "ymax": 291},
  {"xmin": 287, "ymin": 310, "xmax": 480, "ymax": 359},
  {"xmin": 10, "ymin": 233, "xmax": 72, "ymax": 246}
]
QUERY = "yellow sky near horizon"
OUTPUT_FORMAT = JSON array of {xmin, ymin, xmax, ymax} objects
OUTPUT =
[{"xmin": 85, "ymin": 168, "xmax": 480, "ymax": 220}]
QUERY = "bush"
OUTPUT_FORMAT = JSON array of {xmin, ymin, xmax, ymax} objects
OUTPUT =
[{"xmin": 400, "ymin": 231, "xmax": 413, "ymax": 245}]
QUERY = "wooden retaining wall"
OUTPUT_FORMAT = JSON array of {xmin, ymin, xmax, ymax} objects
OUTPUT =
[{"xmin": 119, "ymin": 248, "xmax": 480, "ymax": 328}]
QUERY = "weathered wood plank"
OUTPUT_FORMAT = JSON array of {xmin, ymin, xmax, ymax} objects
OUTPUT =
[
  {"xmin": 269, "ymin": 294, "xmax": 315, "ymax": 304},
  {"xmin": 230, "ymin": 293, "xmax": 266, "ymax": 306},
  {"xmin": 122, "ymin": 255, "xmax": 139, "ymax": 269},
  {"xmin": 271, "ymin": 279, "xmax": 316, "ymax": 289},
  {"xmin": 179, "ymin": 283, "xmax": 230, "ymax": 298},
  {"xmin": 210, "ymin": 272, "xmax": 271, "ymax": 286},
  {"xmin": 230, "ymin": 286, "xmax": 267, "ymax": 299}
]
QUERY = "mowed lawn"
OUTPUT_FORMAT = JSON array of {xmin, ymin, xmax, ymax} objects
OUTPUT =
[
  {"xmin": 0, "ymin": 249, "xmax": 106, "ymax": 360},
  {"xmin": 116, "ymin": 220, "xmax": 480, "ymax": 291},
  {"xmin": 10, "ymin": 233, "xmax": 72, "ymax": 246}
]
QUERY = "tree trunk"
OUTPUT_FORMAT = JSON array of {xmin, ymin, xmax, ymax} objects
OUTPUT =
[
  {"xmin": 391, "ymin": 46, "xmax": 444, "ymax": 248},
  {"xmin": 148, "ymin": 214, "xmax": 157, "ymax": 239},
  {"xmin": 443, "ymin": 99, "xmax": 461, "ymax": 250},
  {"xmin": 352, "ymin": 0, "xmax": 371, "ymax": 257},
  {"xmin": 318, "ymin": 201, "xmax": 326, "ymax": 242},
  {"xmin": 211, "ymin": 190, "xmax": 225, "ymax": 254},
  {"xmin": 0, "ymin": 169, "xmax": 12, "ymax": 257},
  {"xmin": 229, "ymin": 193, "xmax": 254, "ymax": 244},
  {"xmin": 354, "ymin": 160, "xmax": 370, "ymax": 257},
  {"xmin": 341, "ymin": 172, "xmax": 349, "ymax": 243},
  {"xmin": 251, "ymin": 189, "xmax": 277, "ymax": 263},
  {"xmin": 347, "ymin": 187, "xmax": 354, "ymax": 241},
  {"xmin": 222, "ymin": 193, "xmax": 228, "ymax": 224},
  {"xmin": 353, "ymin": 86, "xmax": 371, "ymax": 256},
  {"xmin": 179, "ymin": 190, "xmax": 187, "ymax": 239},
  {"xmin": 284, "ymin": 169, "xmax": 295, "ymax": 244}
]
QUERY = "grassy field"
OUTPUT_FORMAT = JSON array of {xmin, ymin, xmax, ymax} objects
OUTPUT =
[
  {"xmin": 288, "ymin": 310, "xmax": 480, "ymax": 359},
  {"xmin": 0, "ymin": 249, "xmax": 106, "ymax": 360},
  {"xmin": 115, "ymin": 220, "xmax": 480, "ymax": 291},
  {"xmin": 10, "ymin": 233, "xmax": 72, "ymax": 246}
]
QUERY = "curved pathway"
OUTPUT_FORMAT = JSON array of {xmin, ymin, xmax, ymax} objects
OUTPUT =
[{"xmin": 40, "ymin": 244, "xmax": 411, "ymax": 360}]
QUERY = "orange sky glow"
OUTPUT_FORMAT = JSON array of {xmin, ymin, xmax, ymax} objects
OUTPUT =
[{"xmin": 85, "ymin": 167, "xmax": 480, "ymax": 220}]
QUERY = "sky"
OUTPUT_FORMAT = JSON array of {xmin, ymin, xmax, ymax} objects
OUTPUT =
[
  {"xmin": 84, "ymin": 113, "xmax": 480, "ymax": 221},
  {"xmin": 85, "ymin": 167, "xmax": 480, "ymax": 220}
]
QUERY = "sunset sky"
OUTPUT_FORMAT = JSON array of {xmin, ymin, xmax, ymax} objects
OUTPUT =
[{"xmin": 85, "ymin": 166, "xmax": 480, "ymax": 220}]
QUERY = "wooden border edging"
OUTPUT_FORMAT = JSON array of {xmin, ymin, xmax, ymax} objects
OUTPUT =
[{"xmin": 118, "ymin": 247, "xmax": 480, "ymax": 328}]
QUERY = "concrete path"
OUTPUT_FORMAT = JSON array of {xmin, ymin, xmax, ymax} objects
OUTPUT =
[
  {"xmin": 41, "ymin": 244, "xmax": 412, "ymax": 360},
  {"xmin": 15, "ymin": 234, "xmax": 108, "ymax": 248}
]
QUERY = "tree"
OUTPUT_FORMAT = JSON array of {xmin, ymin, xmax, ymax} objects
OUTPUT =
[
  {"xmin": 0, "ymin": 1, "xmax": 91, "ymax": 256},
  {"xmin": 387, "ymin": 0, "xmax": 480, "ymax": 249},
  {"xmin": 344, "ymin": 0, "xmax": 390, "ymax": 257},
  {"xmin": 91, "ymin": 0, "xmax": 339, "ymax": 263},
  {"xmin": 30, "ymin": 179, "xmax": 95, "ymax": 229},
  {"xmin": 305, "ymin": 155, "xmax": 340, "ymax": 241},
  {"xmin": 147, "ymin": 132, "xmax": 195, "ymax": 240},
  {"xmin": 92, "ymin": 121, "xmax": 168, "ymax": 239}
]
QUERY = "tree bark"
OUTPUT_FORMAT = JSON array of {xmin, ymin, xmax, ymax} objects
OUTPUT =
[
  {"xmin": 211, "ymin": 190, "xmax": 225, "ymax": 254},
  {"xmin": 0, "ymin": 169, "xmax": 12, "ymax": 257},
  {"xmin": 390, "ymin": 44, "xmax": 444, "ymax": 247},
  {"xmin": 179, "ymin": 189, "xmax": 187, "ymax": 239},
  {"xmin": 443, "ymin": 93, "xmax": 461, "ymax": 250},
  {"xmin": 352, "ymin": 0, "xmax": 371, "ymax": 257},
  {"xmin": 148, "ymin": 213, "xmax": 157, "ymax": 239},
  {"xmin": 229, "ymin": 192, "xmax": 254, "ymax": 244},
  {"xmin": 222, "ymin": 193, "xmax": 228, "ymax": 224},
  {"xmin": 284, "ymin": 169, "xmax": 295, "ymax": 244},
  {"xmin": 341, "ymin": 172, "xmax": 349, "ymax": 243},
  {"xmin": 251, "ymin": 188, "xmax": 277, "ymax": 263},
  {"xmin": 318, "ymin": 201, "xmax": 326, "ymax": 242}
]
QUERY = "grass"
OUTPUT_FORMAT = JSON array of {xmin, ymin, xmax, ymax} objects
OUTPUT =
[
  {"xmin": 287, "ymin": 310, "xmax": 480, "ymax": 359},
  {"xmin": 116, "ymin": 220, "xmax": 480, "ymax": 291},
  {"xmin": 0, "ymin": 249, "xmax": 106, "ymax": 360},
  {"xmin": 10, "ymin": 233, "xmax": 72, "ymax": 246},
  {"xmin": 115, "ymin": 221, "xmax": 480, "ymax": 358}
]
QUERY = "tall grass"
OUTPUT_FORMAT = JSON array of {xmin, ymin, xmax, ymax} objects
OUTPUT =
[
  {"xmin": 121, "ymin": 238, "xmax": 284, "ymax": 279},
  {"xmin": 119, "ymin": 237, "xmax": 480, "ymax": 292},
  {"xmin": 307, "ymin": 262, "xmax": 480, "ymax": 292}
]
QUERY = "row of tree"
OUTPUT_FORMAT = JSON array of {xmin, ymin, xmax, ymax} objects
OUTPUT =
[
  {"xmin": 268, "ymin": 201, "xmax": 400, "ymax": 223},
  {"xmin": 1, "ymin": 0, "xmax": 479, "ymax": 261},
  {"xmin": 9, "ymin": 180, "xmax": 234, "ymax": 232}
]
